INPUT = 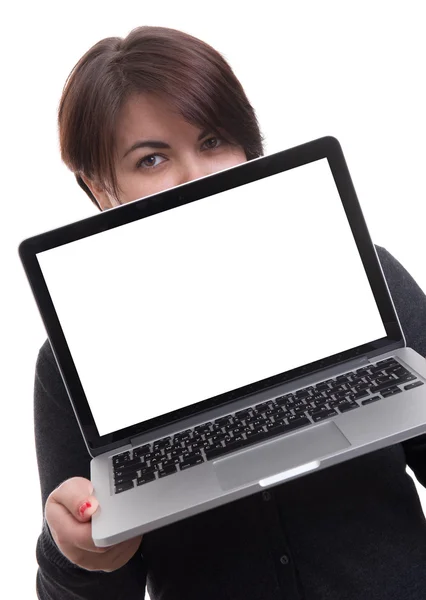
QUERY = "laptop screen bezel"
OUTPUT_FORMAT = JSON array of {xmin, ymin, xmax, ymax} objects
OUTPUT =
[{"xmin": 19, "ymin": 136, "xmax": 404, "ymax": 455}]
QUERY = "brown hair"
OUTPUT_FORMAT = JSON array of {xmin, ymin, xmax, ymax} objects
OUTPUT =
[{"xmin": 58, "ymin": 26, "xmax": 264, "ymax": 210}]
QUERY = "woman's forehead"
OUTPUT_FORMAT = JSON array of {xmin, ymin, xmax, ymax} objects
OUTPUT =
[{"xmin": 115, "ymin": 92, "xmax": 202, "ymax": 145}]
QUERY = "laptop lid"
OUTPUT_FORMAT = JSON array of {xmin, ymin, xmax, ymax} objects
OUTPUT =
[{"xmin": 19, "ymin": 136, "xmax": 403, "ymax": 457}]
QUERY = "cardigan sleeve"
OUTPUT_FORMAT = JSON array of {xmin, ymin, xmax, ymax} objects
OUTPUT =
[
  {"xmin": 34, "ymin": 339, "xmax": 147, "ymax": 599},
  {"xmin": 375, "ymin": 245, "xmax": 426, "ymax": 488}
]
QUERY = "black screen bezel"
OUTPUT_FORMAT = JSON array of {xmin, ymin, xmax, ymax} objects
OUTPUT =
[{"xmin": 19, "ymin": 136, "xmax": 403, "ymax": 456}]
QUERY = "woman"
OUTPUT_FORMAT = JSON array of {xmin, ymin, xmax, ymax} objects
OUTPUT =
[{"xmin": 35, "ymin": 26, "xmax": 426, "ymax": 600}]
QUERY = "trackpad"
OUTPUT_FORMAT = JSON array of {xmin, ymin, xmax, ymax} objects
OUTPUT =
[{"xmin": 214, "ymin": 421, "xmax": 350, "ymax": 491}]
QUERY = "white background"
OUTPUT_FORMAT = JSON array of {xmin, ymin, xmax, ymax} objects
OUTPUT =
[{"xmin": 2, "ymin": 1, "xmax": 426, "ymax": 597}]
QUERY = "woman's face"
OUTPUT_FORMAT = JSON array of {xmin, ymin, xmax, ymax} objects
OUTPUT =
[{"xmin": 82, "ymin": 94, "xmax": 247, "ymax": 210}]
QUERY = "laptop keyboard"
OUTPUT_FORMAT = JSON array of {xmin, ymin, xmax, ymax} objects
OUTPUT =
[{"xmin": 111, "ymin": 357, "xmax": 424, "ymax": 494}]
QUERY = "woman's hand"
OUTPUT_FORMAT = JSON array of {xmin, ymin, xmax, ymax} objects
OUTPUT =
[{"xmin": 45, "ymin": 476, "xmax": 143, "ymax": 572}]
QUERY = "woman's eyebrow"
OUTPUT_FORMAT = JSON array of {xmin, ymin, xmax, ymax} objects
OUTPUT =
[
  {"xmin": 123, "ymin": 140, "xmax": 170, "ymax": 159},
  {"xmin": 122, "ymin": 129, "xmax": 209, "ymax": 159}
]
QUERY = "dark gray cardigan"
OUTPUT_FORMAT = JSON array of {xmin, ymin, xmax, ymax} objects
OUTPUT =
[{"xmin": 34, "ymin": 246, "xmax": 426, "ymax": 600}]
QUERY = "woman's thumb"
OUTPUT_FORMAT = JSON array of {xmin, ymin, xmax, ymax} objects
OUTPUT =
[
  {"xmin": 77, "ymin": 494, "xmax": 99, "ymax": 520},
  {"xmin": 50, "ymin": 476, "xmax": 99, "ymax": 521}
]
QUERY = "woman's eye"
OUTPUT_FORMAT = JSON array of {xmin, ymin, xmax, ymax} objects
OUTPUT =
[
  {"xmin": 202, "ymin": 137, "xmax": 223, "ymax": 150},
  {"xmin": 137, "ymin": 154, "xmax": 166, "ymax": 169}
]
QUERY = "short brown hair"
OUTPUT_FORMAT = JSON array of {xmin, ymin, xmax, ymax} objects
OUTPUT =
[{"xmin": 58, "ymin": 26, "xmax": 264, "ymax": 210}]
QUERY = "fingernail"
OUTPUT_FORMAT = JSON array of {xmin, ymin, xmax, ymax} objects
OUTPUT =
[{"xmin": 78, "ymin": 501, "xmax": 92, "ymax": 516}]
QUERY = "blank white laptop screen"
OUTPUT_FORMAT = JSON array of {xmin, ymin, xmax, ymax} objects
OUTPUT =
[{"xmin": 37, "ymin": 158, "xmax": 386, "ymax": 437}]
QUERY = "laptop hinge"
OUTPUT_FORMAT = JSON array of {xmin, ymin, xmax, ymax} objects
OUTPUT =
[
  {"xmin": 366, "ymin": 341, "xmax": 402, "ymax": 363},
  {"xmin": 129, "ymin": 433, "xmax": 155, "ymax": 448}
]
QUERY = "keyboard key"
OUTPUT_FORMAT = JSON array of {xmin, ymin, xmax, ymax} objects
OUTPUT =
[
  {"xmin": 268, "ymin": 404, "xmax": 286, "ymax": 415},
  {"xmin": 255, "ymin": 402, "xmax": 271, "ymax": 413},
  {"xmin": 311, "ymin": 397, "xmax": 328, "ymax": 408},
  {"xmin": 315, "ymin": 382, "xmax": 330, "ymax": 391},
  {"xmin": 292, "ymin": 398, "xmax": 309, "ymax": 407},
  {"xmin": 374, "ymin": 375, "xmax": 396, "ymax": 385},
  {"xmin": 112, "ymin": 451, "xmax": 130, "ymax": 466},
  {"xmin": 190, "ymin": 440, "xmax": 204, "ymax": 450},
  {"xmin": 174, "ymin": 429, "xmax": 192, "ymax": 441},
  {"xmin": 245, "ymin": 428, "xmax": 268, "ymax": 441},
  {"xmin": 141, "ymin": 452, "xmax": 155, "ymax": 462},
  {"xmin": 355, "ymin": 367, "xmax": 370, "ymax": 375},
  {"xmin": 349, "ymin": 390, "xmax": 371, "ymax": 401},
  {"xmin": 266, "ymin": 417, "xmax": 285, "ymax": 430},
  {"xmin": 350, "ymin": 375, "xmax": 367, "ymax": 385},
  {"xmin": 114, "ymin": 465, "xmax": 140, "ymax": 479},
  {"xmin": 389, "ymin": 365, "xmax": 410, "ymax": 374},
  {"xmin": 369, "ymin": 382, "xmax": 399, "ymax": 394},
  {"xmin": 381, "ymin": 387, "xmax": 403, "ymax": 397},
  {"xmin": 139, "ymin": 465, "xmax": 157, "ymax": 476},
  {"xmin": 396, "ymin": 373, "xmax": 417, "ymax": 384},
  {"xmin": 205, "ymin": 440, "xmax": 244, "ymax": 460},
  {"xmin": 333, "ymin": 390, "xmax": 349, "ymax": 401},
  {"xmin": 293, "ymin": 404, "xmax": 309, "ymax": 414},
  {"xmin": 153, "ymin": 437, "xmax": 171, "ymax": 450},
  {"xmin": 328, "ymin": 398, "xmax": 341, "ymax": 409},
  {"xmin": 123, "ymin": 456, "xmax": 145, "ymax": 467},
  {"xmin": 295, "ymin": 389, "xmax": 310, "ymax": 399},
  {"xmin": 311, "ymin": 408, "xmax": 338, "ymax": 422},
  {"xmin": 229, "ymin": 426, "xmax": 245, "ymax": 436},
  {"xmin": 235, "ymin": 409, "xmax": 252, "ymax": 419},
  {"xmin": 215, "ymin": 415, "xmax": 233, "ymax": 426},
  {"xmin": 114, "ymin": 473, "xmax": 136, "ymax": 485},
  {"xmin": 180, "ymin": 455, "xmax": 204, "ymax": 470},
  {"xmin": 133, "ymin": 445, "xmax": 151, "ymax": 458},
  {"xmin": 286, "ymin": 413, "xmax": 305, "ymax": 423},
  {"xmin": 310, "ymin": 393, "xmax": 327, "ymax": 403},
  {"xmin": 329, "ymin": 385, "xmax": 347, "ymax": 395},
  {"xmin": 252, "ymin": 416, "xmax": 268, "ymax": 427},
  {"xmin": 206, "ymin": 417, "xmax": 311, "ymax": 461},
  {"xmin": 338, "ymin": 400, "xmax": 360, "ymax": 413},
  {"xmin": 369, "ymin": 365, "xmax": 387, "ymax": 375},
  {"xmin": 361, "ymin": 395, "xmax": 381, "ymax": 405},
  {"xmin": 194, "ymin": 423, "xmax": 212, "ymax": 435},
  {"xmin": 354, "ymin": 382, "xmax": 370, "ymax": 392},
  {"xmin": 376, "ymin": 358, "xmax": 398, "ymax": 367},
  {"xmin": 272, "ymin": 416, "xmax": 310, "ymax": 432},
  {"xmin": 209, "ymin": 424, "xmax": 223, "ymax": 433},
  {"xmin": 404, "ymin": 380, "xmax": 424, "ymax": 390},
  {"xmin": 171, "ymin": 448, "xmax": 183, "ymax": 458},
  {"xmin": 159, "ymin": 465, "xmax": 178, "ymax": 478},
  {"xmin": 115, "ymin": 480, "xmax": 134, "ymax": 494},
  {"xmin": 181, "ymin": 449, "xmax": 201, "ymax": 462},
  {"xmin": 276, "ymin": 395, "xmax": 293, "ymax": 408},
  {"xmin": 136, "ymin": 473, "xmax": 156, "ymax": 486},
  {"xmin": 336, "ymin": 375, "xmax": 351, "ymax": 383},
  {"xmin": 208, "ymin": 432, "xmax": 226, "ymax": 444}
]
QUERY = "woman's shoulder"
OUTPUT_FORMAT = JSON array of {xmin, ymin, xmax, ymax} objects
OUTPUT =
[
  {"xmin": 374, "ymin": 245, "xmax": 424, "ymax": 296},
  {"xmin": 36, "ymin": 339, "xmax": 65, "ymax": 396},
  {"xmin": 374, "ymin": 244, "xmax": 426, "ymax": 357},
  {"xmin": 37, "ymin": 338, "xmax": 55, "ymax": 371}
]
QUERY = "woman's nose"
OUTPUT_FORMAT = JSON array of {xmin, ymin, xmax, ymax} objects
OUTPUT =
[{"xmin": 177, "ymin": 160, "xmax": 210, "ymax": 185}]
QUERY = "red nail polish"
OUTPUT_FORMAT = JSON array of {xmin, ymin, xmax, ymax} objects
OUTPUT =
[{"xmin": 79, "ymin": 501, "xmax": 91, "ymax": 516}]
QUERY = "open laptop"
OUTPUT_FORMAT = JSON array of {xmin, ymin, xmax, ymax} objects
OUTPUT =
[{"xmin": 19, "ymin": 136, "xmax": 426, "ymax": 547}]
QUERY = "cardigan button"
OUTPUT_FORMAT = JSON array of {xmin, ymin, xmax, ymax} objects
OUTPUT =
[
  {"xmin": 262, "ymin": 490, "xmax": 271, "ymax": 501},
  {"xmin": 280, "ymin": 554, "xmax": 290, "ymax": 565}
]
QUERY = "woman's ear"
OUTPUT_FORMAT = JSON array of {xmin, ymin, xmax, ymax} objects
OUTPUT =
[{"xmin": 80, "ymin": 174, "xmax": 116, "ymax": 210}]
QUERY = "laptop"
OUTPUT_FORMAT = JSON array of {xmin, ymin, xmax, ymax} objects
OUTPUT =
[{"xmin": 19, "ymin": 136, "xmax": 426, "ymax": 547}]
